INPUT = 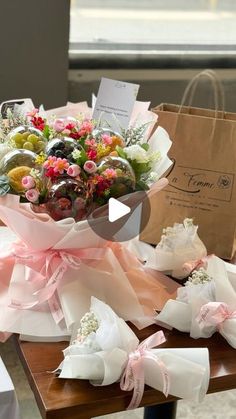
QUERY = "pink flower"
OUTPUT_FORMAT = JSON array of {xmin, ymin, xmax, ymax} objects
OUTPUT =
[
  {"xmin": 62, "ymin": 129, "xmax": 71, "ymax": 136},
  {"xmin": 43, "ymin": 156, "xmax": 57, "ymax": 169},
  {"xmin": 53, "ymin": 158, "xmax": 69, "ymax": 174},
  {"xmin": 26, "ymin": 108, "xmax": 39, "ymax": 118},
  {"xmin": 67, "ymin": 164, "xmax": 81, "ymax": 177},
  {"xmin": 103, "ymin": 168, "xmax": 117, "ymax": 179},
  {"xmin": 83, "ymin": 160, "xmax": 97, "ymax": 174},
  {"xmin": 85, "ymin": 138, "xmax": 96, "ymax": 147},
  {"xmin": 53, "ymin": 119, "xmax": 66, "ymax": 133},
  {"xmin": 78, "ymin": 120, "xmax": 93, "ymax": 137},
  {"xmin": 22, "ymin": 176, "xmax": 36, "ymax": 190},
  {"xmin": 87, "ymin": 149, "xmax": 97, "ymax": 161},
  {"xmin": 102, "ymin": 134, "xmax": 112, "ymax": 145},
  {"xmin": 65, "ymin": 122, "xmax": 76, "ymax": 131},
  {"xmin": 25, "ymin": 188, "xmax": 40, "ymax": 203}
]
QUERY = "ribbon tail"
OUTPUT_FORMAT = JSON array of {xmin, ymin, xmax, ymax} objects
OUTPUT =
[{"xmin": 126, "ymin": 363, "xmax": 145, "ymax": 410}]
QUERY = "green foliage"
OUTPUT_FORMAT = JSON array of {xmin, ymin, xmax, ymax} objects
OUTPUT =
[
  {"xmin": 0, "ymin": 175, "xmax": 10, "ymax": 196},
  {"xmin": 116, "ymin": 146, "xmax": 127, "ymax": 159},
  {"xmin": 129, "ymin": 160, "xmax": 151, "ymax": 181},
  {"xmin": 140, "ymin": 143, "xmax": 149, "ymax": 151},
  {"xmin": 123, "ymin": 122, "xmax": 151, "ymax": 146},
  {"xmin": 135, "ymin": 180, "xmax": 149, "ymax": 191},
  {"xmin": 74, "ymin": 148, "xmax": 88, "ymax": 166},
  {"xmin": 43, "ymin": 124, "xmax": 50, "ymax": 139}
]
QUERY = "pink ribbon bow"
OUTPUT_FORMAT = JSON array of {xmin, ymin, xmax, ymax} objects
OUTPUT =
[
  {"xmin": 183, "ymin": 255, "xmax": 211, "ymax": 276},
  {"xmin": 197, "ymin": 302, "xmax": 236, "ymax": 330},
  {"xmin": 120, "ymin": 331, "xmax": 170, "ymax": 410},
  {"xmin": 9, "ymin": 242, "xmax": 111, "ymax": 324}
]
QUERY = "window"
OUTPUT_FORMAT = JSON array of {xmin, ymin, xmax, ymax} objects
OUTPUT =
[{"xmin": 70, "ymin": 0, "xmax": 236, "ymax": 55}]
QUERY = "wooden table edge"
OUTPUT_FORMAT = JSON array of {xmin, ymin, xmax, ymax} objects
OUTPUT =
[{"xmin": 14, "ymin": 335, "xmax": 236, "ymax": 419}]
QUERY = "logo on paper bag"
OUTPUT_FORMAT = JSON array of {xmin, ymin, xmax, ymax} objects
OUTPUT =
[
  {"xmin": 166, "ymin": 163, "xmax": 234, "ymax": 202},
  {"xmin": 217, "ymin": 175, "xmax": 231, "ymax": 189}
]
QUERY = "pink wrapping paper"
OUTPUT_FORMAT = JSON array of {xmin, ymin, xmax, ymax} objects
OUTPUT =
[{"xmin": 0, "ymin": 195, "xmax": 179, "ymax": 341}]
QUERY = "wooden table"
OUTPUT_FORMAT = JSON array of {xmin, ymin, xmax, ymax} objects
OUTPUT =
[{"xmin": 15, "ymin": 323, "xmax": 236, "ymax": 419}]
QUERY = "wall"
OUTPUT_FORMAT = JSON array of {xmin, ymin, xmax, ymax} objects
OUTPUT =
[{"xmin": 0, "ymin": 0, "xmax": 70, "ymax": 109}]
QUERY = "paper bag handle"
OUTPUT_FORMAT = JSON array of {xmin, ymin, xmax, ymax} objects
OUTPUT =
[{"xmin": 179, "ymin": 70, "xmax": 225, "ymax": 118}]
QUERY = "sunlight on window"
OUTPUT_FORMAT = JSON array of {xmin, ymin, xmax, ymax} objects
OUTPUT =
[{"xmin": 70, "ymin": 0, "xmax": 236, "ymax": 47}]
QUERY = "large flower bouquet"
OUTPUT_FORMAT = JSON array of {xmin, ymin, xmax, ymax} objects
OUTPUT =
[
  {"xmin": 0, "ymin": 105, "xmax": 171, "ymax": 221},
  {"xmin": 0, "ymin": 101, "xmax": 180, "ymax": 342}
]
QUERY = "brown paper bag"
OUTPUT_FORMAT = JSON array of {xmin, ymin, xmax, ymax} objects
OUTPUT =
[{"xmin": 141, "ymin": 70, "xmax": 236, "ymax": 259}]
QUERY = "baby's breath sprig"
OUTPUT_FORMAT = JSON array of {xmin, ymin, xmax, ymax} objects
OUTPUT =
[
  {"xmin": 76, "ymin": 311, "xmax": 99, "ymax": 341},
  {"xmin": 158, "ymin": 218, "xmax": 194, "ymax": 248},
  {"xmin": 183, "ymin": 218, "xmax": 194, "ymax": 228},
  {"xmin": 0, "ymin": 108, "xmax": 28, "ymax": 141},
  {"xmin": 122, "ymin": 122, "xmax": 150, "ymax": 146},
  {"xmin": 185, "ymin": 267, "xmax": 212, "ymax": 286}
]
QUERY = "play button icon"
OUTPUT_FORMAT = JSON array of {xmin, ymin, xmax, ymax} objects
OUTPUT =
[
  {"xmin": 108, "ymin": 198, "xmax": 131, "ymax": 223},
  {"xmin": 87, "ymin": 189, "xmax": 151, "ymax": 242}
]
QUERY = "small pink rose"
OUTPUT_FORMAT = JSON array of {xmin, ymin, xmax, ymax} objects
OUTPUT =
[
  {"xmin": 25, "ymin": 188, "xmax": 40, "ymax": 203},
  {"xmin": 103, "ymin": 168, "xmax": 117, "ymax": 179},
  {"xmin": 22, "ymin": 176, "xmax": 36, "ymax": 190},
  {"xmin": 53, "ymin": 119, "xmax": 66, "ymax": 133},
  {"xmin": 67, "ymin": 164, "xmax": 81, "ymax": 177},
  {"xmin": 83, "ymin": 160, "xmax": 97, "ymax": 174}
]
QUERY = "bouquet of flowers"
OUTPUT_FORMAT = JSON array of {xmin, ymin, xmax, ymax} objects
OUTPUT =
[
  {"xmin": 0, "ymin": 100, "xmax": 180, "ymax": 342},
  {"xmin": 56, "ymin": 297, "xmax": 210, "ymax": 409},
  {"xmin": 156, "ymin": 255, "xmax": 236, "ymax": 348},
  {"xmin": 0, "ymin": 105, "xmax": 172, "ymax": 221}
]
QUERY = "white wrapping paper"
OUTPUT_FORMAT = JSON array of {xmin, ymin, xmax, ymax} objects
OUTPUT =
[
  {"xmin": 58, "ymin": 297, "xmax": 210, "ymax": 403},
  {"xmin": 127, "ymin": 219, "xmax": 207, "ymax": 279},
  {"xmin": 156, "ymin": 256, "xmax": 236, "ymax": 348}
]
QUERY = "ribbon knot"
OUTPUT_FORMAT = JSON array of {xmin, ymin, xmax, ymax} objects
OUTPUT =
[
  {"xmin": 9, "ymin": 242, "xmax": 110, "ymax": 324},
  {"xmin": 197, "ymin": 302, "xmax": 236, "ymax": 330},
  {"xmin": 183, "ymin": 255, "xmax": 211, "ymax": 275},
  {"xmin": 120, "ymin": 331, "xmax": 170, "ymax": 410}
]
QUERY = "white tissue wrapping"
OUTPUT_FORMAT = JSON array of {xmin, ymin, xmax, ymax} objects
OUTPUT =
[
  {"xmin": 156, "ymin": 256, "xmax": 236, "ymax": 348},
  {"xmin": 126, "ymin": 221, "xmax": 207, "ymax": 280},
  {"xmin": 58, "ymin": 298, "xmax": 210, "ymax": 403}
]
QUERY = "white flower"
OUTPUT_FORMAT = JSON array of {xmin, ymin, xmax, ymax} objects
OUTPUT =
[
  {"xmin": 183, "ymin": 218, "xmax": 194, "ymax": 228},
  {"xmin": 144, "ymin": 171, "xmax": 159, "ymax": 185},
  {"xmin": 124, "ymin": 144, "xmax": 149, "ymax": 163},
  {"xmin": 30, "ymin": 168, "xmax": 41, "ymax": 179},
  {"xmin": 72, "ymin": 149, "xmax": 82, "ymax": 160},
  {"xmin": 185, "ymin": 268, "xmax": 212, "ymax": 286},
  {"xmin": 148, "ymin": 151, "xmax": 161, "ymax": 162},
  {"xmin": 77, "ymin": 311, "xmax": 99, "ymax": 341}
]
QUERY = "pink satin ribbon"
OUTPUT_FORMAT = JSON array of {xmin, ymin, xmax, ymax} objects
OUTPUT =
[
  {"xmin": 183, "ymin": 255, "xmax": 212, "ymax": 275},
  {"xmin": 120, "ymin": 330, "xmax": 170, "ymax": 410},
  {"xmin": 8, "ymin": 242, "xmax": 112, "ymax": 324},
  {"xmin": 197, "ymin": 302, "xmax": 236, "ymax": 330}
]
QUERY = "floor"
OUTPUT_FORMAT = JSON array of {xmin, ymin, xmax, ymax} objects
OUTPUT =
[{"xmin": 0, "ymin": 337, "xmax": 235, "ymax": 419}]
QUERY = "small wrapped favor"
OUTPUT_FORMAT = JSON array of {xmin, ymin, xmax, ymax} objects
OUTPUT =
[
  {"xmin": 156, "ymin": 256, "xmax": 236, "ymax": 348},
  {"xmin": 127, "ymin": 218, "xmax": 207, "ymax": 279},
  {"xmin": 57, "ymin": 297, "xmax": 210, "ymax": 409}
]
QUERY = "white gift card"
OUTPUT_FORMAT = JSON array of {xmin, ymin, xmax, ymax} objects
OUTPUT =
[{"xmin": 92, "ymin": 78, "xmax": 139, "ymax": 131}]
